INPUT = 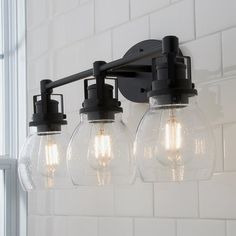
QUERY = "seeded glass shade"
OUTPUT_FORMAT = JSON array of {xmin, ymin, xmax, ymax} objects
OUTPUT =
[
  {"xmin": 67, "ymin": 113, "xmax": 136, "ymax": 186},
  {"xmin": 18, "ymin": 130, "xmax": 72, "ymax": 191},
  {"xmin": 134, "ymin": 97, "xmax": 215, "ymax": 182}
]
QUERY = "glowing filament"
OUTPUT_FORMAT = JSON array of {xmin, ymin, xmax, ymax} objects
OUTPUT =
[
  {"xmin": 165, "ymin": 116, "xmax": 182, "ymax": 151},
  {"xmin": 44, "ymin": 142, "xmax": 59, "ymax": 188},
  {"xmin": 45, "ymin": 143, "xmax": 59, "ymax": 168},
  {"xmin": 94, "ymin": 128, "xmax": 112, "ymax": 167}
]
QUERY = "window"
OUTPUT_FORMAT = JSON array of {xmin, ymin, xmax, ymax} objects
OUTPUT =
[
  {"xmin": 0, "ymin": 159, "xmax": 17, "ymax": 236},
  {"xmin": 0, "ymin": 0, "xmax": 26, "ymax": 235}
]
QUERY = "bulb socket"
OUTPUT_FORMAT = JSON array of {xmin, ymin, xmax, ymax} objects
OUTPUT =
[
  {"xmin": 29, "ymin": 94, "xmax": 67, "ymax": 132},
  {"xmin": 147, "ymin": 36, "xmax": 197, "ymax": 106},
  {"xmin": 80, "ymin": 83, "xmax": 122, "ymax": 121}
]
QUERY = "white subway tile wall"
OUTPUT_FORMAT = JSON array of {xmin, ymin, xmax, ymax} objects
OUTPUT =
[
  {"xmin": 26, "ymin": 0, "xmax": 236, "ymax": 235},
  {"xmin": 154, "ymin": 181, "xmax": 199, "ymax": 218},
  {"xmin": 177, "ymin": 219, "xmax": 226, "ymax": 236},
  {"xmin": 135, "ymin": 218, "xmax": 176, "ymax": 236}
]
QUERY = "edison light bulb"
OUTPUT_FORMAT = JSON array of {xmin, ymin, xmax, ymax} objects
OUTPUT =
[
  {"xmin": 87, "ymin": 125, "xmax": 114, "ymax": 185},
  {"xmin": 43, "ymin": 137, "xmax": 60, "ymax": 188},
  {"xmin": 134, "ymin": 97, "xmax": 215, "ymax": 182},
  {"xmin": 18, "ymin": 130, "xmax": 71, "ymax": 191},
  {"xmin": 92, "ymin": 127, "xmax": 113, "ymax": 168},
  {"xmin": 67, "ymin": 113, "xmax": 136, "ymax": 186},
  {"xmin": 165, "ymin": 109, "xmax": 182, "ymax": 161}
]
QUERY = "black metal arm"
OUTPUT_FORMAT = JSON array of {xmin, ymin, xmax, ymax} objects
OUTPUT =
[{"xmin": 44, "ymin": 46, "xmax": 161, "ymax": 91}]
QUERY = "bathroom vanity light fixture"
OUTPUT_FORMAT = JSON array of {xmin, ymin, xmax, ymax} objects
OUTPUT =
[{"xmin": 18, "ymin": 36, "xmax": 215, "ymax": 191}]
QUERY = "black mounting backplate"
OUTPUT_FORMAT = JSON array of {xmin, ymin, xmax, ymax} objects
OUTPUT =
[{"xmin": 117, "ymin": 39, "xmax": 162, "ymax": 103}]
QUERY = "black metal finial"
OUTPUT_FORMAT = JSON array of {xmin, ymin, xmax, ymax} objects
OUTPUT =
[{"xmin": 162, "ymin": 35, "xmax": 179, "ymax": 54}]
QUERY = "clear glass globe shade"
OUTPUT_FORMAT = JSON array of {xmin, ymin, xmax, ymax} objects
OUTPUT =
[
  {"xmin": 67, "ymin": 113, "xmax": 136, "ymax": 186},
  {"xmin": 134, "ymin": 97, "xmax": 215, "ymax": 182},
  {"xmin": 18, "ymin": 129, "xmax": 72, "ymax": 191}
]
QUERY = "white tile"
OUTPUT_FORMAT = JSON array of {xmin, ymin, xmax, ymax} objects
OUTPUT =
[
  {"xmin": 54, "ymin": 187, "xmax": 114, "ymax": 216},
  {"xmin": 52, "ymin": 0, "xmax": 79, "ymax": 16},
  {"xmin": 155, "ymin": 182, "xmax": 198, "ymax": 217},
  {"xmin": 150, "ymin": 0, "xmax": 195, "ymax": 43},
  {"xmin": 27, "ymin": 0, "xmax": 49, "ymax": 30},
  {"xmin": 177, "ymin": 219, "xmax": 226, "ymax": 236},
  {"xmin": 223, "ymin": 123, "xmax": 236, "ymax": 171},
  {"xmin": 181, "ymin": 34, "xmax": 222, "ymax": 84},
  {"xmin": 28, "ymin": 190, "xmax": 54, "ymax": 215},
  {"xmin": 50, "ymin": 217, "xmax": 67, "ymax": 236},
  {"xmin": 67, "ymin": 217, "xmax": 97, "ymax": 236},
  {"xmin": 222, "ymin": 27, "xmax": 236, "ymax": 76},
  {"xmin": 114, "ymin": 181, "xmax": 153, "ymax": 216},
  {"xmin": 135, "ymin": 218, "xmax": 175, "ymax": 236},
  {"xmin": 45, "ymin": 216, "xmax": 97, "ymax": 236},
  {"xmin": 227, "ymin": 221, "xmax": 236, "ymax": 236},
  {"xmin": 95, "ymin": 0, "xmax": 129, "ymax": 32},
  {"xmin": 197, "ymin": 77, "xmax": 236, "ymax": 125},
  {"xmin": 199, "ymin": 172, "xmax": 236, "ymax": 218},
  {"xmin": 27, "ymin": 24, "xmax": 51, "ymax": 60},
  {"xmin": 98, "ymin": 218, "xmax": 133, "ymax": 236},
  {"xmin": 28, "ymin": 216, "xmax": 56, "ymax": 236},
  {"xmin": 28, "ymin": 216, "xmax": 42, "ymax": 236},
  {"xmin": 52, "ymin": 3, "xmax": 94, "ymax": 49},
  {"xmin": 80, "ymin": 0, "xmax": 93, "ymax": 4},
  {"xmin": 130, "ymin": 0, "xmax": 169, "ymax": 18},
  {"xmin": 112, "ymin": 17, "xmax": 149, "ymax": 59},
  {"xmin": 213, "ymin": 125, "xmax": 223, "ymax": 172},
  {"xmin": 27, "ymin": 53, "xmax": 53, "ymax": 90},
  {"xmin": 53, "ymin": 31, "xmax": 112, "ymax": 79},
  {"xmin": 195, "ymin": 0, "xmax": 236, "ymax": 37}
]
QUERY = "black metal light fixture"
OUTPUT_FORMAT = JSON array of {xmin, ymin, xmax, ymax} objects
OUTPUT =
[{"xmin": 18, "ymin": 36, "xmax": 215, "ymax": 191}]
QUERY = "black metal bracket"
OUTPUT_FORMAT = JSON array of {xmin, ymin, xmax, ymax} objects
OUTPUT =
[{"xmin": 117, "ymin": 39, "xmax": 162, "ymax": 103}]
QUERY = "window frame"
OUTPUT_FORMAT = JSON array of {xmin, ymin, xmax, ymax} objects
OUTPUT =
[
  {"xmin": 0, "ymin": 0, "xmax": 27, "ymax": 235},
  {"xmin": 0, "ymin": 158, "xmax": 17, "ymax": 236}
]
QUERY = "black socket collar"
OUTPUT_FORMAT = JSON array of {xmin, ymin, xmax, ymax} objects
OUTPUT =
[
  {"xmin": 147, "ymin": 36, "xmax": 197, "ymax": 105},
  {"xmin": 80, "ymin": 61, "xmax": 123, "ymax": 121},
  {"xmin": 80, "ymin": 82, "xmax": 123, "ymax": 121},
  {"xmin": 29, "ymin": 80, "xmax": 67, "ymax": 133}
]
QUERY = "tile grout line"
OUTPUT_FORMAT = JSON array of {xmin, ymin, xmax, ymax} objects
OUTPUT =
[
  {"xmin": 225, "ymin": 220, "xmax": 227, "ymax": 236},
  {"xmin": 128, "ymin": 0, "xmax": 131, "ymax": 20},
  {"xmin": 148, "ymin": 15, "xmax": 151, "ymax": 38},
  {"xmin": 110, "ymin": 30, "xmax": 114, "ymax": 60},
  {"xmin": 193, "ymin": 0, "xmax": 197, "ymax": 39},
  {"xmin": 197, "ymin": 181, "xmax": 200, "ymax": 218},
  {"xmin": 222, "ymin": 124, "xmax": 225, "ymax": 171},
  {"xmin": 97, "ymin": 217, "xmax": 100, "ymax": 236},
  {"xmin": 93, "ymin": 0, "xmax": 96, "ymax": 34},
  {"xmin": 220, "ymin": 31, "xmax": 224, "ymax": 77},
  {"xmin": 175, "ymin": 219, "xmax": 178, "ymax": 236},
  {"xmin": 28, "ymin": 212, "xmax": 236, "ymax": 220},
  {"xmin": 132, "ymin": 217, "xmax": 135, "ymax": 236},
  {"xmin": 152, "ymin": 183, "xmax": 155, "ymax": 217}
]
